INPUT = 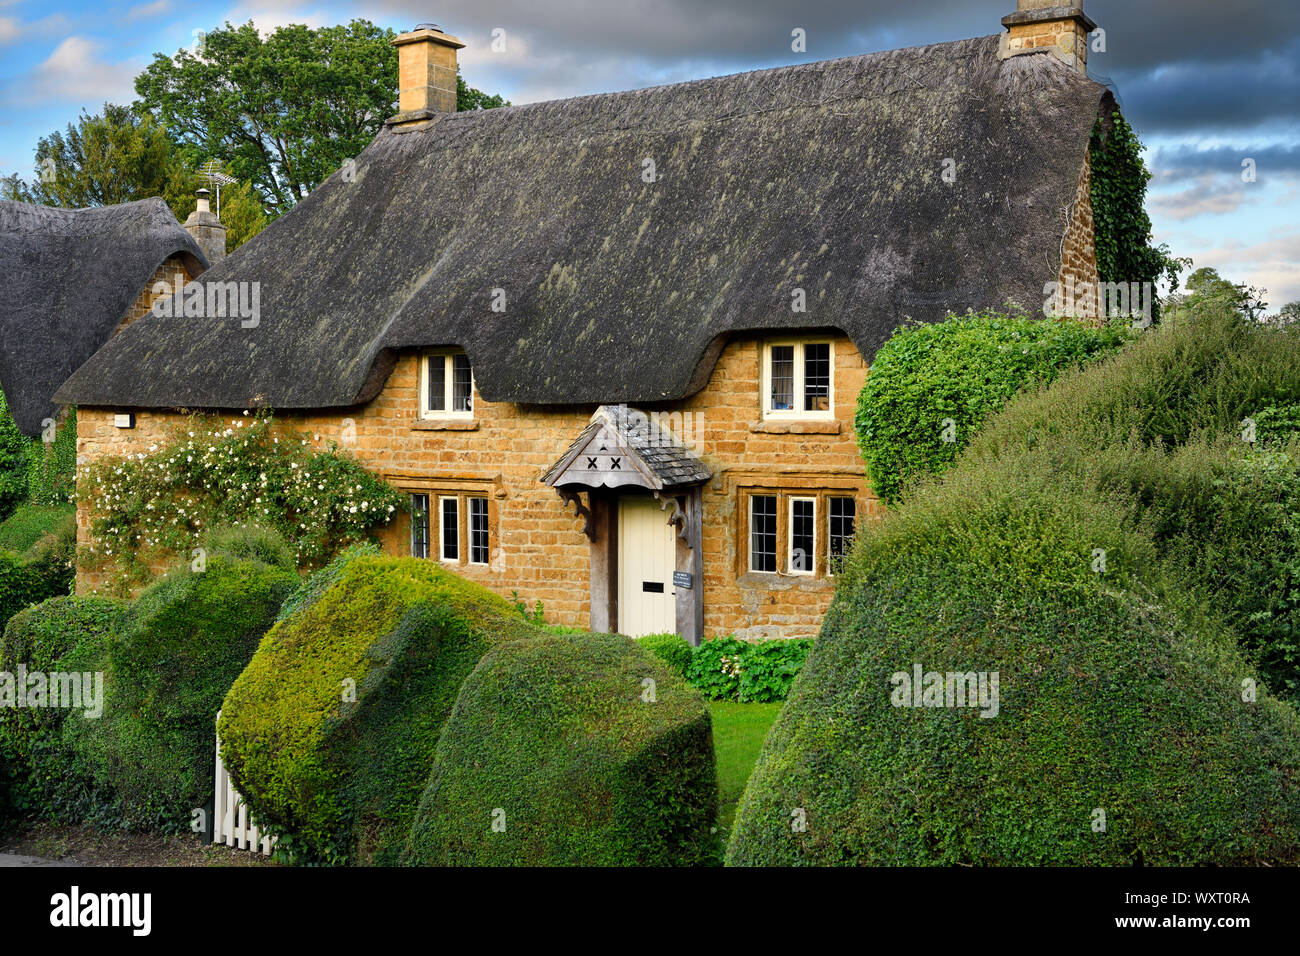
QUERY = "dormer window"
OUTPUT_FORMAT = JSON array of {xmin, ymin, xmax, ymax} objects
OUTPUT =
[
  {"xmin": 422, "ymin": 350, "xmax": 473, "ymax": 419},
  {"xmin": 762, "ymin": 340, "xmax": 832, "ymax": 419}
]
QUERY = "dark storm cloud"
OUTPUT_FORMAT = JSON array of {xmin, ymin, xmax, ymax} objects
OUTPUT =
[{"xmin": 1151, "ymin": 143, "xmax": 1300, "ymax": 181}]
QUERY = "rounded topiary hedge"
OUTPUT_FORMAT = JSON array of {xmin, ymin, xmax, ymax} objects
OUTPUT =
[
  {"xmin": 731, "ymin": 306, "xmax": 1300, "ymax": 866},
  {"xmin": 854, "ymin": 310, "xmax": 1130, "ymax": 504},
  {"xmin": 63, "ymin": 552, "xmax": 296, "ymax": 830},
  {"xmin": 637, "ymin": 632, "xmax": 692, "ymax": 678},
  {"xmin": 218, "ymin": 554, "xmax": 538, "ymax": 865},
  {"xmin": 403, "ymin": 630, "xmax": 719, "ymax": 866},
  {"xmin": 0, "ymin": 595, "xmax": 126, "ymax": 821}
]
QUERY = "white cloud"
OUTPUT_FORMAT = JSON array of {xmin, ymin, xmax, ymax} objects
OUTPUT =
[
  {"xmin": 0, "ymin": 16, "xmax": 18, "ymax": 45},
  {"xmin": 126, "ymin": 0, "xmax": 173, "ymax": 23},
  {"xmin": 1171, "ymin": 229, "xmax": 1300, "ymax": 307},
  {"xmin": 27, "ymin": 36, "xmax": 142, "ymax": 105},
  {"xmin": 1149, "ymin": 176, "xmax": 1256, "ymax": 221},
  {"xmin": 217, "ymin": 2, "xmax": 332, "ymax": 35}
]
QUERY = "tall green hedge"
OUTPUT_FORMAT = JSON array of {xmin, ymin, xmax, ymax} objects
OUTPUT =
[
  {"xmin": 0, "ymin": 392, "xmax": 26, "ymax": 523},
  {"xmin": 403, "ymin": 630, "xmax": 719, "ymax": 866},
  {"xmin": 0, "ymin": 595, "xmax": 126, "ymax": 823},
  {"xmin": 731, "ymin": 303, "xmax": 1300, "ymax": 865},
  {"xmin": 218, "ymin": 555, "xmax": 538, "ymax": 865},
  {"xmin": 0, "ymin": 508, "xmax": 76, "ymax": 633},
  {"xmin": 63, "ymin": 552, "xmax": 296, "ymax": 830},
  {"xmin": 854, "ymin": 310, "xmax": 1130, "ymax": 504}
]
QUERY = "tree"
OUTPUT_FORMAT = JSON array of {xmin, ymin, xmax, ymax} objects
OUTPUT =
[
  {"xmin": 1, "ymin": 104, "xmax": 176, "ymax": 209},
  {"xmin": 134, "ymin": 19, "xmax": 508, "ymax": 218},
  {"xmin": 1, "ymin": 106, "xmax": 269, "ymax": 253},
  {"xmin": 1168, "ymin": 267, "xmax": 1269, "ymax": 321}
]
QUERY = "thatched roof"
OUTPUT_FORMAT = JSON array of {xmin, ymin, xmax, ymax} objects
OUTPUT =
[
  {"xmin": 56, "ymin": 35, "xmax": 1112, "ymax": 414},
  {"xmin": 1, "ymin": 197, "xmax": 206, "ymax": 435}
]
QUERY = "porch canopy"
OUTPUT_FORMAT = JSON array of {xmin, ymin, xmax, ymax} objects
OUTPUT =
[
  {"xmin": 542, "ymin": 404, "xmax": 711, "ymax": 495},
  {"xmin": 542, "ymin": 405, "xmax": 710, "ymax": 642}
]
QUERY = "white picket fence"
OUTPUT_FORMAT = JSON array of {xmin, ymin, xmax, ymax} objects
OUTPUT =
[{"xmin": 213, "ymin": 710, "xmax": 277, "ymax": 856}]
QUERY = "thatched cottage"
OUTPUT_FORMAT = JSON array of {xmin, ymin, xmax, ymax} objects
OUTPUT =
[
  {"xmin": 0, "ymin": 197, "xmax": 212, "ymax": 438},
  {"xmin": 57, "ymin": 1, "xmax": 1110, "ymax": 641}
]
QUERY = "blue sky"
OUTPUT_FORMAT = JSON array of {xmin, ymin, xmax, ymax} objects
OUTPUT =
[{"xmin": 2, "ymin": 0, "xmax": 1297, "ymax": 305}]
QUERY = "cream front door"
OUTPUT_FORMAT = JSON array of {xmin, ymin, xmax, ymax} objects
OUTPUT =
[{"xmin": 618, "ymin": 495, "xmax": 678, "ymax": 637}]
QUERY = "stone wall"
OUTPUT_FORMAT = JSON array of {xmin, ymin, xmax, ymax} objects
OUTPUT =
[
  {"xmin": 113, "ymin": 254, "xmax": 202, "ymax": 334},
  {"xmin": 74, "ymin": 333, "xmax": 873, "ymax": 640}
]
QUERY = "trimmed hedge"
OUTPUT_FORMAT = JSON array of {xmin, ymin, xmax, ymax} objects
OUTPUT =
[
  {"xmin": 0, "ymin": 508, "xmax": 76, "ymax": 633},
  {"xmin": 218, "ymin": 555, "xmax": 538, "ymax": 865},
  {"xmin": 854, "ymin": 309, "xmax": 1131, "ymax": 504},
  {"xmin": 63, "ymin": 552, "xmax": 296, "ymax": 830},
  {"xmin": 403, "ymin": 630, "xmax": 719, "ymax": 866},
  {"xmin": 0, "ymin": 391, "xmax": 26, "ymax": 523},
  {"xmin": 638, "ymin": 632, "xmax": 692, "ymax": 678},
  {"xmin": 0, "ymin": 505, "xmax": 75, "ymax": 554},
  {"xmin": 731, "ymin": 304, "xmax": 1300, "ymax": 865},
  {"xmin": 0, "ymin": 596, "xmax": 126, "ymax": 822}
]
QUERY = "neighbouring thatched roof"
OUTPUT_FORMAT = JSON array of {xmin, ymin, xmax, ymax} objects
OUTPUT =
[
  {"xmin": 2, "ymin": 197, "xmax": 206, "ymax": 435},
  {"xmin": 57, "ymin": 36, "xmax": 1112, "ymax": 414}
]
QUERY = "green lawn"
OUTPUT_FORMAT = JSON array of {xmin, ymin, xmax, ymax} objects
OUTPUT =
[{"xmin": 709, "ymin": 700, "xmax": 782, "ymax": 837}]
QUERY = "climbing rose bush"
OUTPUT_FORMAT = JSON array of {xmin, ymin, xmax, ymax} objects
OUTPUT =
[{"xmin": 79, "ymin": 413, "xmax": 403, "ymax": 576}]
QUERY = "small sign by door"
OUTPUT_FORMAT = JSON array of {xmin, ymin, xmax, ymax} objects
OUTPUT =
[{"xmin": 673, "ymin": 571, "xmax": 693, "ymax": 589}]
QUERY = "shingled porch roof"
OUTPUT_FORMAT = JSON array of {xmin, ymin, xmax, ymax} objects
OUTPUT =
[
  {"xmin": 55, "ymin": 35, "xmax": 1113, "ymax": 414},
  {"xmin": 543, "ymin": 405, "xmax": 712, "ymax": 491}
]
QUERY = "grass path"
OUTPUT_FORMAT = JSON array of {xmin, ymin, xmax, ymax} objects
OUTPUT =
[{"xmin": 709, "ymin": 700, "xmax": 782, "ymax": 838}]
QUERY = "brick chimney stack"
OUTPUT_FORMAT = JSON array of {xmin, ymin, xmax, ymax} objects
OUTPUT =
[
  {"xmin": 183, "ymin": 187, "xmax": 227, "ymax": 264},
  {"xmin": 998, "ymin": 2, "xmax": 1097, "ymax": 73},
  {"xmin": 387, "ymin": 22, "xmax": 465, "ymax": 126}
]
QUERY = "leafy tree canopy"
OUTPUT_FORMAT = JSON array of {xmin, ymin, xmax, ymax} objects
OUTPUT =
[
  {"xmin": 4, "ymin": 19, "xmax": 507, "ymax": 250},
  {"xmin": 134, "ymin": 19, "xmax": 508, "ymax": 217},
  {"xmin": 0, "ymin": 104, "xmax": 267, "ymax": 251},
  {"xmin": 1165, "ymin": 266, "xmax": 1270, "ymax": 321}
]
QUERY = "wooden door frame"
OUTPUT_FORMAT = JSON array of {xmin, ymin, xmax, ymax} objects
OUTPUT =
[{"xmin": 588, "ymin": 486, "xmax": 703, "ymax": 645}]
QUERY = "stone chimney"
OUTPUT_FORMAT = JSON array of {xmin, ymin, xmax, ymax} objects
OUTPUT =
[
  {"xmin": 387, "ymin": 22, "xmax": 465, "ymax": 126},
  {"xmin": 183, "ymin": 188, "xmax": 227, "ymax": 264},
  {"xmin": 998, "ymin": 2, "xmax": 1097, "ymax": 73}
]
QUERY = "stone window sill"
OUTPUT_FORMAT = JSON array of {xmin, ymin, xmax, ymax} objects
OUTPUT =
[
  {"xmin": 410, "ymin": 418, "xmax": 479, "ymax": 431},
  {"xmin": 749, "ymin": 420, "xmax": 841, "ymax": 435}
]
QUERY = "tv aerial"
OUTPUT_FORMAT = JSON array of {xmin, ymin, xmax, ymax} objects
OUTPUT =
[{"xmin": 199, "ymin": 160, "xmax": 237, "ymax": 216}]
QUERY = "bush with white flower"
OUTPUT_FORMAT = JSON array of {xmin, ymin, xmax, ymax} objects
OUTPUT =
[{"xmin": 79, "ymin": 412, "xmax": 403, "ymax": 578}]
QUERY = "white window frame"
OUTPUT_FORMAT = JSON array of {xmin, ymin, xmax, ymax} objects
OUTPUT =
[
  {"xmin": 421, "ymin": 350, "xmax": 475, "ymax": 420},
  {"xmin": 748, "ymin": 494, "xmax": 778, "ymax": 574},
  {"xmin": 438, "ymin": 495, "xmax": 460, "ymax": 562},
  {"xmin": 761, "ymin": 340, "xmax": 834, "ymax": 420},
  {"xmin": 827, "ymin": 495, "xmax": 856, "ymax": 576},
  {"xmin": 468, "ymin": 496, "xmax": 490, "ymax": 566},
  {"xmin": 788, "ymin": 496, "xmax": 816, "ymax": 576}
]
